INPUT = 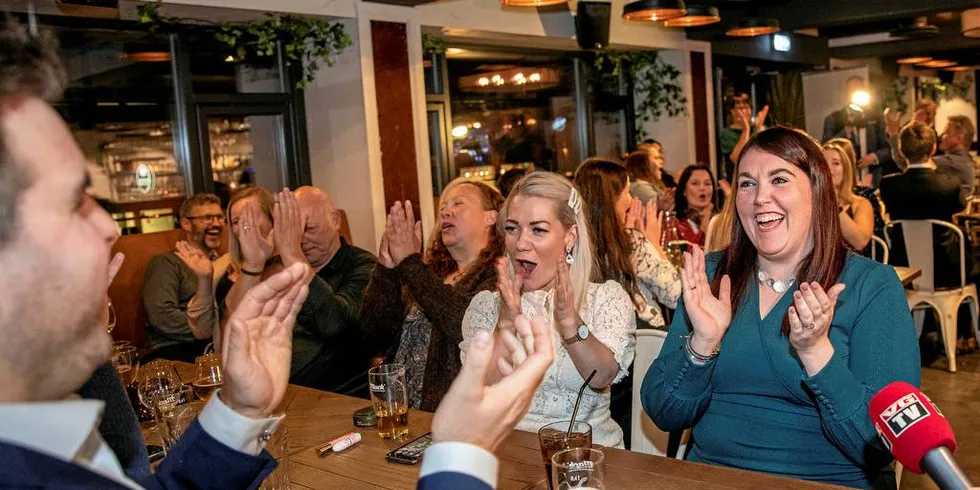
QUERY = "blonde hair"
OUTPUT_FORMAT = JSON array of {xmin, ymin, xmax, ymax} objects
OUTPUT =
[
  {"xmin": 707, "ymin": 196, "xmax": 736, "ymax": 253},
  {"xmin": 501, "ymin": 172, "xmax": 593, "ymax": 311},
  {"xmin": 822, "ymin": 142, "xmax": 856, "ymax": 205},
  {"xmin": 226, "ymin": 187, "xmax": 275, "ymax": 267}
]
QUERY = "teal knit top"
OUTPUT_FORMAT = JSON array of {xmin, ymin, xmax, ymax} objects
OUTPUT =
[{"xmin": 642, "ymin": 253, "xmax": 921, "ymax": 488}]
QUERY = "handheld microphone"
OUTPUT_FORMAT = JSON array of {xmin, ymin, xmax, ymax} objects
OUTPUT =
[{"xmin": 869, "ymin": 381, "xmax": 974, "ymax": 490}]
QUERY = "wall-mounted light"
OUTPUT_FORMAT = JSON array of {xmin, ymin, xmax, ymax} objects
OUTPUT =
[
  {"xmin": 772, "ymin": 33, "xmax": 791, "ymax": 52},
  {"xmin": 621, "ymin": 0, "xmax": 687, "ymax": 22}
]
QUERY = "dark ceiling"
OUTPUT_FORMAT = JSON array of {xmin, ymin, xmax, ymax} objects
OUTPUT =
[{"xmin": 688, "ymin": 0, "xmax": 980, "ymax": 68}]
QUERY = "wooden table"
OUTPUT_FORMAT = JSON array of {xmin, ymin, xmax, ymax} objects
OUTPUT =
[
  {"xmin": 162, "ymin": 363, "xmax": 842, "ymax": 490},
  {"xmin": 894, "ymin": 266, "xmax": 922, "ymax": 286}
]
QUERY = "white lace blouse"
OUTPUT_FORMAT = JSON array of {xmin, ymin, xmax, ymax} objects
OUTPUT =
[
  {"xmin": 460, "ymin": 281, "xmax": 637, "ymax": 448},
  {"xmin": 628, "ymin": 229, "xmax": 682, "ymax": 328}
]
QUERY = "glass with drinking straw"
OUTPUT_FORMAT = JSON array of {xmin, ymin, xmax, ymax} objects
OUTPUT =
[
  {"xmin": 368, "ymin": 364, "xmax": 409, "ymax": 440},
  {"xmin": 538, "ymin": 370, "xmax": 597, "ymax": 490}
]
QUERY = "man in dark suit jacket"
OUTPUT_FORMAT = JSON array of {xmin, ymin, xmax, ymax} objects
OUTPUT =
[
  {"xmin": 823, "ymin": 76, "xmax": 896, "ymax": 186},
  {"xmin": 417, "ymin": 315, "xmax": 555, "ymax": 490},
  {"xmin": 879, "ymin": 121, "xmax": 968, "ymax": 289},
  {"xmin": 0, "ymin": 20, "xmax": 310, "ymax": 489}
]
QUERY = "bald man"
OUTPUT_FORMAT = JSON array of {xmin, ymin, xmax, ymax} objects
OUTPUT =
[{"xmin": 273, "ymin": 187, "xmax": 376, "ymax": 394}]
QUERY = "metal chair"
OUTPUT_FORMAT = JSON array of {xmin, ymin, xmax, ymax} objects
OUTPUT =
[
  {"xmin": 631, "ymin": 330, "xmax": 690, "ymax": 458},
  {"xmin": 892, "ymin": 219, "xmax": 979, "ymax": 373},
  {"xmin": 869, "ymin": 235, "xmax": 889, "ymax": 264}
]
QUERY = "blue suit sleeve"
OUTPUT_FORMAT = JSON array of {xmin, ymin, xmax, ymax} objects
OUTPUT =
[
  {"xmin": 802, "ymin": 265, "xmax": 921, "ymax": 469},
  {"xmin": 417, "ymin": 472, "xmax": 494, "ymax": 490},
  {"xmin": 139, "ymin": 421, "xmax": 276, "ymax": 490}
]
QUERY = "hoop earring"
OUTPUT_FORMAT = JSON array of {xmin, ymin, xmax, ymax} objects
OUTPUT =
[{"xmin": 565, "ymin": 246, "xmax": 574, "ymax": 265}]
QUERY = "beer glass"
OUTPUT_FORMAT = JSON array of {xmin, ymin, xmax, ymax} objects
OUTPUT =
[
  {"xmin": 538, "ymin": 421, "xmax": 592, "ymax": 490},
  {"xmin": 111, "ymin": 345, "xmax": 139, "ymax": 388},
  {"xmin": 551, "ymin": 448, "xmax": 605, "ymax": 490},
  {"xmin": 368, "ymin": 364, "xmax": 409, "ymax": 439},
  {"xmin": 193, "ymin": 353, "xmax": 223, "ymax": 402}
]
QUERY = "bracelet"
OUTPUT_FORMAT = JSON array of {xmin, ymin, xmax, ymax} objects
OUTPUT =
[
  {"xmin": 240, "ymin": 267, "xmax": 263, "ymax": 277},
  {"xmin": 685, "ymin": 335, "xmax": 719, "ymax": 366}
]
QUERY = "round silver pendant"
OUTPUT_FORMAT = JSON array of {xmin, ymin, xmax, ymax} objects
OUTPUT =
[{"xmin": 772, "ymin": 280, "xmax": 788, "ymax": 294}]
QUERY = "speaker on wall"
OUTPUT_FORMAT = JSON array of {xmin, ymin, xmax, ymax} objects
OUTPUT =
[{"xmin": 576, "ymin": 1, "xmax": 611, "ymax": 51}]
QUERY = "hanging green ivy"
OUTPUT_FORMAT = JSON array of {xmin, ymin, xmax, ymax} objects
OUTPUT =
[
  {"xmin": 884, "ymin": 76, "xmax": 910, "ymax": 114},
  {"xmin": 422, "ymin": 34, "xmax": 447, "ymax": 56},
  {"xmin": 920, "ymin": 75, "xmax": 975, "ymax": 104},
  {"xmin": 593, "ymin": 48, "xmax": 687, "ymax": 136},
  {"xmin": 138, "ymin": 1, "xmax": 352, "ymax": 89}
]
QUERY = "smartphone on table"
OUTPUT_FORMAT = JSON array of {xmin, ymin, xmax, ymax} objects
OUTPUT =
[{"xmin": 384, "ymin": 432, "xmax": 433, "ymax": 465}]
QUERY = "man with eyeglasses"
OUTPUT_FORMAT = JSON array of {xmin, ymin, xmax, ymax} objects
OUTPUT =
[{"xmin": 143, "ymin": 193, "xmax": 231, "ymax": 362}]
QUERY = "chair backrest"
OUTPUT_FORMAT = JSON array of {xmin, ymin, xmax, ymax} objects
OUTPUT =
[
  {"xmin": 338, "ymin": 209, "xmax": 353, "ymax": 244},
  {"xmin": 891, "ymin": 219, "xmax": 967, "ymax": 292},
  {"xmin": 109, "ymin": 229, "xmax": 186, "ymax": 347},
  {"xmin": 631, "ymin": 329, "xmax": 672, "ymax": 456},
  {"xmin": 869, "ymin": 235, "xmax": 889, "ymax": 264}
]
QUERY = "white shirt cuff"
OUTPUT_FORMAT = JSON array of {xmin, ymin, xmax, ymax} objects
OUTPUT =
[
  {"xmin": 419, "ymin": 442, "xmax": 498, "ymax": 489},
  {"xmin": 197, "ymin": 389, "xmax": 284, "ymax": 456}
]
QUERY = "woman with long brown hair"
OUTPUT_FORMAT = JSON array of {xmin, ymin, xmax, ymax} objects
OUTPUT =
[
  {"xmin": 642, "ymin": 127, "xmax": 919, "ymax": 488},
  {"xmin": 626, "ymin": 148, "xmax": 668, "ymax": 205},
  {"xmin": 574, "ymin": 158, "xmax": 681, "ymax": 328},
  {"xmin": 359, "ymin": 179, "xmax": 504, "ymax": 411}
]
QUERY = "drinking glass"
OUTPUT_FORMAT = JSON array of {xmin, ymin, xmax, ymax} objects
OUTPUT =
[
  {"xmin": 538, "ymin": 421, "xmax": 592, "ymax": 490},
  {"xmin": 159, "ymin": 401, "xmax": 203, "ymax": 452},
  {"xmin": 551, "ymin": 448, "xmax": 605, "ymax": 490},
  {"xmin": 193, "ymin": 353, "xmax": 223, "ymax": 402},
  {"xmin": 111, "ymin": 345, "xmax": 139, "ymax": 388},
  {"xmin": 259, "ymin": 425, "xmax": 290, "ymax": 490},
  {"xmin": 152, "ymin": 384, "xmax": 194, "ymax": 452},
  {"xmin": 368, "ymin": 364, "xmax": 409, "ymax": 440},
  {"xmin": 105, "ymin": 299, "xmax": 116, "ymax": 334},
  {"xmin": 137, "ymin": 360, "xmax": 182, "ymax": 424}
]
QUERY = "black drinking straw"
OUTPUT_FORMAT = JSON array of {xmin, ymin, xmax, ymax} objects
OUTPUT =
[{"xmin": 566, "ymin": 369, "xmax": 598, "ymax": 441}]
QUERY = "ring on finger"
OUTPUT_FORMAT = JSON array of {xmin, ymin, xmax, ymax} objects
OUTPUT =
[{"xmin": 804, "ymin": 323, "xmax": 816, "ymax": 330}]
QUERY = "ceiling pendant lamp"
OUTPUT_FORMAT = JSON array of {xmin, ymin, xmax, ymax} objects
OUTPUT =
[
  {"xmin": 662, "ymin": 4, "xmax": 720, "ymax": 27},
  {"xmin": 963, "ymin": 8, "xmax": 980, "ymax": 38},
  {"xmin": 500, "ymin": 0, "xmax": 567, "ymax": 7},
  {"xmin": 622, "ymin": 0, "xmax": 687, "ymax": 22},
  {"xmin": 726, "ymin": 17, "xmax": 780, "ymax": 37}
]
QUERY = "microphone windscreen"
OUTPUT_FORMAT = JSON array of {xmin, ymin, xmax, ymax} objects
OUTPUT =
[{"xmin": 868, "ymin": 381, "xmax": 955, "ymax": 474}]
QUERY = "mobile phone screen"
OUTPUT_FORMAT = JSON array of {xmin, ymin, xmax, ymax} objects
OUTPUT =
[{"xmin": 385, "ymin": 432, "xmax": 432, "ymax": 465}]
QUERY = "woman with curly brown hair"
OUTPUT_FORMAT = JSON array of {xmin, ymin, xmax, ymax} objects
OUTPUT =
[{"xmin": 359, "ymin": 179, "xmax": 504, "ymax": 411}]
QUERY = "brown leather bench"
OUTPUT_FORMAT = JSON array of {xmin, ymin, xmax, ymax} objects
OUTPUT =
[{"xmin": 108, "ymin": 210, "xmax": 353, "ymax": 347}]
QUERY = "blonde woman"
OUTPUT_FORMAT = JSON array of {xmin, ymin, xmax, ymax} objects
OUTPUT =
[
  {"xmin": 823, "ymin": 142, "xmax": 874, "ymax": 251},
  {"xmin": 460, "ymin": 172, "xmax": 636, "ymax": 448}
]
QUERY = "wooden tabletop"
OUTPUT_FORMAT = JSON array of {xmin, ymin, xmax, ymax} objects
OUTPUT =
[
  {"xmin": 894, "ymin": 266, "xmax": 922, "ymax": 286},
  {"xmin": 161, "ymin": 363, "xmax": 842, "ymax": 489}
]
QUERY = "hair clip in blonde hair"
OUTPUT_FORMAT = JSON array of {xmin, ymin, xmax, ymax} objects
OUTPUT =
[{"xmin": 567, "ymin": 188, "xmax": 583, "ymax": 215}]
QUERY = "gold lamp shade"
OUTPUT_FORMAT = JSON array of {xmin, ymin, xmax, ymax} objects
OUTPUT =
[
  {"xmin": 622, "ymin": 0, "xmax": 687, "ymax": 22},
  {"xmin": 962, "ymin": 8, "xmax": 980, "ymax": 38},
  {"xmin": 501, "ymin": 0, "xmax": 567, "ymax": 7},
  {"xmin": 726, "ymin": 17, "xmax": 780, "ymax": 37},
  {"xmin": 896, "ymin": 56, "xmax": 932, "ymax": 65},
  {"xmin": 917, "ymin": 60, "xmax": 957, "ymax": 69},
  {"xmin": 663, "ymin": 5, "xmax": 720, "ymax": 27}
]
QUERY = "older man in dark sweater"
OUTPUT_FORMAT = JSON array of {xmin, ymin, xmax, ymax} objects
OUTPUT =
[{"xmin": 272, "ymin": 187, "xmax": 376, "ymax": 395}]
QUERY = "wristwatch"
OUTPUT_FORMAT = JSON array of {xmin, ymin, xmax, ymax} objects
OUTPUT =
[{"xmin": 562, "ymin": 324, "xmax": 590, "ymax": 346}]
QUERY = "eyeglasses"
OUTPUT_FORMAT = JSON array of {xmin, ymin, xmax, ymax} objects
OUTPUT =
[{"xmin": 186, "ymin": 214, "xmax": 226, "ymax": 224}]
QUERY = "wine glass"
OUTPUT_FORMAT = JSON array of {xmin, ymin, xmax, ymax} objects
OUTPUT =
[
  {"xmin": 105, "ymin": 299, "xmax": 116, "ymax": 334},
  {"xmin": 137, "ymin": 361, "xmax": 182, "ymax": 417},
  {"xmin": 193, "ymin": 352, "xmax": 223, "ymax": 402},
  {"xmin": 111, "ymin": 345, "xmax": 139, "ymax": 388}
]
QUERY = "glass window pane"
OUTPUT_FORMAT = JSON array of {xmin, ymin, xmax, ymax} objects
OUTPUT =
[
  {"xmin": 51, "ymin": 25, "xmax": 183, "ymax": 235},
  {"xmin": 208, "ymin": 115, "xmax": 286, "ymax": 198},
  {"xmin": 447, "ymin": 53, "xmax": 580, "ymax": 186},
  {"xmin": 188, "ymin": 33, "xmax": 284, "ymax": 94}
]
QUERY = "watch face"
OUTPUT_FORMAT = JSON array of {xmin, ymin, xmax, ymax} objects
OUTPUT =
[{"xmin": 577, "ymin": 325, "xmax": 589, "ymax": 339}]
